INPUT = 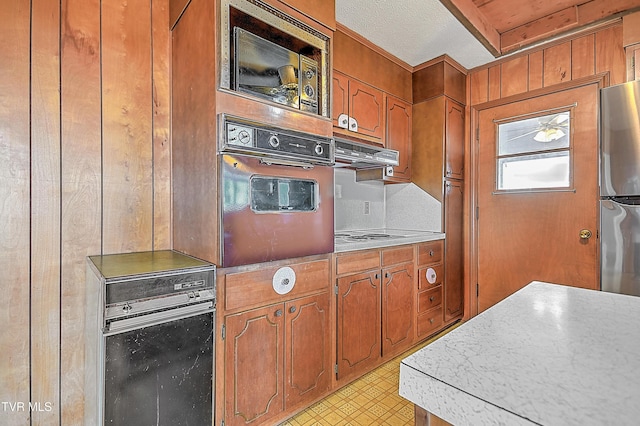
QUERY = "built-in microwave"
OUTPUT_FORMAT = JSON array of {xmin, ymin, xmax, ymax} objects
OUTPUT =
[
  {"xmin": 220, "ymin": 0, "xmax": 330, "ymax": 117},
  {"xmin": 234, "ymin": 28, "xmax": 318, "ymax": 114}
]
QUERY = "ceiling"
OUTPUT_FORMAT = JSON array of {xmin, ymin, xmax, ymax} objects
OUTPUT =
[{"xmin": 335, "ymin": 0, "xmax": 640, "ymax": 70}]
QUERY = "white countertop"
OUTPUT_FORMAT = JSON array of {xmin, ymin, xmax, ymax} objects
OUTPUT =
[
  {"xmin": 399, "ymin": 281, "xmax": 640, "ymax": 426},
  {"xmin": 334, "ymin": 228, "xmax": 444, "ymax": 253}
]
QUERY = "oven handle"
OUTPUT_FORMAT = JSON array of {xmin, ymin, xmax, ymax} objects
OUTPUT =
[
  {"xmin": 104, "ymin": 301, "xmax": 214, "ymax": 335},
  {"xmin": 259, "ymin": 157, "xmax": 315, "ymax": 169}
]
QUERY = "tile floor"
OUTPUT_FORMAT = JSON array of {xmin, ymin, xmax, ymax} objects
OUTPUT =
[{"xmin": 280, "ymin": 325, "xmax": 457, "ymax": 426}]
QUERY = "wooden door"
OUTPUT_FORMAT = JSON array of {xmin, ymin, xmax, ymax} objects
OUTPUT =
[
  {"xmin": 224, "ymin": 305, "xmax": 284, "ymax": 426},
  {"xmin": 386, "ymin": 95, "xmax": 412, "ymax": 181},
  {"xmin": 445, "ymin": 98, "xmax": 465, "ymax": 180},
  {"xmin": 444, "ymin": 179, "xmax": 464, "ymax": 321},
  {"xmin": 285, "ymin": 292, "xmax": 331, "ymax": 408},
  {"xmin": 336, "ymin": 270, "xmax": 381, "ymax": 381},
  {"xmin": 349, "ymin": 78, "xmax": 384, "ymax": 140},
  {"xmin": 476, "ymin": 84, "xmax": 599, "ymax": 312},
  {"xmin": 381, "ymin": 262, "xmax": 415, "ymax": 357}
]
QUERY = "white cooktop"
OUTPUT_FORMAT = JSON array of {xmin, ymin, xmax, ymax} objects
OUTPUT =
[{"xmin": 334, "ymin": 228, "xmax": 444, "ymax": 253}]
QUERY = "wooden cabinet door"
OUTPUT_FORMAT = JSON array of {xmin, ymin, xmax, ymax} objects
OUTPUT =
[
  {"xmin": 332, "ymin": 71, "xmax": 349, "ymax": 129},
  {"xmin": 444, "ymin": 180, "xmax": 464, "ymax": 321},
  {"xmin": 444, "ymin": 98, "xmax": 465, "ymax": 180},
  {"xmin": 381, "ymin": 262, "xmax": 415, "ymax": 357},
  {"xmin": 285, "ymin": 292, "xmax": 331, "ymax": 408},
  {"xmin": 224, "ymin": 305, "xmax": 284, "ymax": 426},
  {"xmin": 386, "ymin": 95, "xmax": 412, "ymax": 181},
  {"xmin": 349, "ymin": 78, "xmax": 384, "ymax": 139},
  {"xmin": 336, "ymin": 270, "xmax": 381, "ymax": 381}
]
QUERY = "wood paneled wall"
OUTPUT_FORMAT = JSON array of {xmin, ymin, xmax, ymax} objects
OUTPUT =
[
  {"xmin": 0, "ymin": 0, "xmax": 170, "ymax": 424},
  {"xmin": 469, "ymin": 22, "xmax": 626, "ymax": 106}
]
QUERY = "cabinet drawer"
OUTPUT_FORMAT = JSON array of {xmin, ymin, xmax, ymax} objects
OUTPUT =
[
  {"xmin": 418, "ymin": 263, "xmax": 444, "ymax": 289},
  {"xmin": 381, "ymin": 245, "xmax": 413, "ymax": 267},
  {"xmin": 417, "ymin": 240, "xmax": 443, "ymax": 266},
  {"xmin": 418, "ymin": 286, "xmax": 442, "ymax": 313},
  {"xmin": 335, "ymin": 250, "xmax": 380, "ymax": 276},
  {"xmin": 417, "ymin": 307, "xmax": 443, "ymax": 338},
  {"xmin": 224, "ymin": 259, "xmax": 330, "ymax": 311}
]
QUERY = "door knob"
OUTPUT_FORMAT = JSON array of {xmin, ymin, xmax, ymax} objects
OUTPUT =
[{"xmin": 579, "ymin": 229, "xmax": 592, "ymax": 240}]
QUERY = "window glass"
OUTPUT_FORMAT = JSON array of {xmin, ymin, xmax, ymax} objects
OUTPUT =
[{"xmin": 496, "ymin": 111, "xmax": 571, "ymax": 191}]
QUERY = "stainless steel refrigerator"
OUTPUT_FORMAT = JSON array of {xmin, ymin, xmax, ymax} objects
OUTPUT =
[{"xmin": 600, "ymin": 80, "xmax": 640, "ymax": 296}]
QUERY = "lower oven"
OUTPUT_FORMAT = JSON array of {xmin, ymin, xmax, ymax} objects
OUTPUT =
[
  {"xmin": 85, "ymin": 251, "xmax": 216, "ymax": 426},
  {"xmin": 219, "ymin": 115, "xmax": 335, "ymax": 267}
]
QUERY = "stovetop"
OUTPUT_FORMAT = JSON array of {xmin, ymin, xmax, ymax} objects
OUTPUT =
[{"xmin": 334, "ymin": 229, "xmax": 445, "ymax": 253}]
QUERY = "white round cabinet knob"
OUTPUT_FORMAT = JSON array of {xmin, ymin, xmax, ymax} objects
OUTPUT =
[
  {"xmin": 426, "ymin": 267, "xmax": 437, "ymax": 284},
  {"xmin": 272, "ymin": 267, "xmax": 296, "ymax": 295}
]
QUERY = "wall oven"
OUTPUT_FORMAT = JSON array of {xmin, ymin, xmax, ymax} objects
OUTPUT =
[{"xmin": 219, "ymin": 115, "xmax": 334, "ymax": 267}]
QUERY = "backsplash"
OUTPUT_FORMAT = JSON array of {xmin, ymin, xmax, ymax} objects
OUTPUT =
[{"xmin": 334, "ymin": 168, "xmax": 442, "ymax": 232}]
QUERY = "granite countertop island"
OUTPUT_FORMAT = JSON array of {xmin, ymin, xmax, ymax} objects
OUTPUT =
[
  {"xmin": 334, "ymin": 228, "xmax": 445, "ymax": 253},
  {"xmin": 399, "ymin": 281, "xmax": 640, "ymax": 426}
]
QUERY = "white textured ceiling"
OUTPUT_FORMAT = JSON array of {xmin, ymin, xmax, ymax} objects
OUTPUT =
[{"xmin": 335, "ymin": 0, "xmax": 496, "ymax": 69}]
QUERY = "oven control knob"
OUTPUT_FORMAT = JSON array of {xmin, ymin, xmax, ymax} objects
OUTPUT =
[
  {"xmin": 304, "ymin": 84, "xmax": 315, "ymax": 98},
  {"xmin": 314, "ymin": 144, "xmax": 324, "ymax": 155},
  {"xmin": 268, "ymin": 135, "xmax": 280, "ymax": 148}
]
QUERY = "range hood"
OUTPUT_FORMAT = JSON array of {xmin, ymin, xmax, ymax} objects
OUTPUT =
[{"xmin": 334, "ymin": 138, "xmax": 399, "ymax": 169}]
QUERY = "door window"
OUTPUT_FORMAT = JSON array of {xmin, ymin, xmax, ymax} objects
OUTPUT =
[{"xmin": 495, "ymin": 110, "xmax": 572, "ymax": 191}]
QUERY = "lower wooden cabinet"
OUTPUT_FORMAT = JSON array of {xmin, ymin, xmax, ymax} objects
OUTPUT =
[
  {"xmin": 336, "ymin": 270, "xmax": 381, "ymax": 381},
  {"xmin": 381, "ymin": 261, "xmax": 415, "ymax": 357},
  {"xmin": 224, "ymin": 292, "xmax": 331, "ymax": 426},
  {"xmin": 335, "ymin": 245, "xmax": 416, "ymax": 381}
]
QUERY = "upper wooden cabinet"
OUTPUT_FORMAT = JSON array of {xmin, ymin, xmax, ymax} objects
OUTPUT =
[
  {"xmin": 412, "ymin": 96, "xmax": 465, "ymax": 199},
  {"xmin": 413, "ymin": 56, "xmax": 467, "ymax": 105},
  {"xmin": 277, "ymin": 0, "xmax": 335, "ymax": 29},
  {"xmin": 333, "ymin": 71, "xmax": 385, "ymax": 141},
  {"xmin": 385, "ymin": 95, "xmax": 412, "ymax": 182}
]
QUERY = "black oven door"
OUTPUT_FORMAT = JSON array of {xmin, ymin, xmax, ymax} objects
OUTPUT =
[
  {"xmin": 103, "ymin": 308, "xmax": 214, "ymax": 425},
  {"xmin": 220, "ymin": 153, "xmax": 334, "ymax": 267}
]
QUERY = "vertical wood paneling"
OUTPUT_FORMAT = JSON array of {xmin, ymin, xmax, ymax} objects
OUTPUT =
[
  {"xmin": 596, "ymin": 25, "xmax": 626, "ymax": 86},
  {"xmin": 60, "ymin": 0, "xmax": 102, "ymax": 423},
  {"xmin": 544, "ymin": 42, "xmax": 572, "ymax": 86},
  {"xmin": 500, "ymin": 56, "xmax": 529, "ymax": 97},
  {"xmin": 152, "ymin": 0, "xmax": 171, "ymax": 250},
  {"xmin": 469, "ymin": 68, "xmax": 489, "ymax": 106},
  {"xmin": 31, "ymin": 0, "xmax": 61, "ymax": 424},
  {"xmin": 0, "ymin": 1, "xmax": 31, "ymax": 425},
  {"xmin": 528, "ymin": 50, "xmax": 544, "ymax": 90},
  {"xmin": 571, "ymin": 34, "xmax": 595, "ymax": 79},
  {"xmin": 488, "ymin": 65, "xmax": 501, "ymax": 100},
  {"xmin": 102, "ymin": 0, "xmax": 153, "ymax": 254}
]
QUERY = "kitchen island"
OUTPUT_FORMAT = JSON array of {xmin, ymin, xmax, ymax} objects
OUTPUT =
[{"xmin": 399, "ymin": 281, "xmax": 640, "ymax": 425}]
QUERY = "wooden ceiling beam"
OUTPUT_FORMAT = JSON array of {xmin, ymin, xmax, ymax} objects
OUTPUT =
[
  {"xmin": 501, "ymin": 6, "xmax": 579, "ymax": 53},
  {"xmin": 438, "ymin": 0, "xmax": 501, "ymax": 57}
]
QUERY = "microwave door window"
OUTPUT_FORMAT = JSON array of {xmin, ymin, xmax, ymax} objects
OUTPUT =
[{"xmin": 250, "ymin": 177, "xmax": 316, "ymax": 212}]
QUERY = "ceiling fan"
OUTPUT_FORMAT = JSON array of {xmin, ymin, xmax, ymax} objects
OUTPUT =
[{"xmin": 507, "ymin": 113, "xmax": 569, "ymax": 143}]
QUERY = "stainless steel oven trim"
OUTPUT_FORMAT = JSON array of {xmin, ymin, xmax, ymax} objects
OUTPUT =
[
  {"xmin": 104, "ymin": 288, "xmax": 215, "ymax": 321},
  {"xmin": 219, "ymin": 0, "xmax": 330, "ymax": 117},
  {"xmin": 105, "ymin": 301, "xmax": 215, "ymax": 335}
]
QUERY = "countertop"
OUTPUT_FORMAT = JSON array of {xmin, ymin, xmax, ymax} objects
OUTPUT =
[
  {"xmin": 399, "ymin": 281, "xmax": 640, "ymax": 426},
  {"xmin": 334, "ymin": 228, "xmax": 445, "ymax": 253}
]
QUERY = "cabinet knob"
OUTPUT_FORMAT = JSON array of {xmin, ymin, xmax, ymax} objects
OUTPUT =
[
  {"xmin": 429, "ymin": 250, "xmax": 434, "ymax": 257},
  {"xmin": 275, "ymin": 309, "xmax": 283, "ymax": 317},
  {"xmin": 429, "ymin": 296, "xmax": 434, "ymax": 302},
  {"xmin": 429, "ymin": 318, "xmax": 434, "ymax": 324},
  {"xmin": 385, "ymin": 272, "xmax": 390, "ymax": 279},
  {"xmin": 289, "ymin": 306, "xmax": 296, "ymax": 314},
  {"xmin": 374, "ymin": 273, "xmax": 379, "ymax": 280}
]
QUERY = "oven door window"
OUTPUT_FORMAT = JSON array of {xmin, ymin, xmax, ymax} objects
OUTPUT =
[{"xmin": 250, "ymin": 176, "xmax": 317, "ymax": 212}]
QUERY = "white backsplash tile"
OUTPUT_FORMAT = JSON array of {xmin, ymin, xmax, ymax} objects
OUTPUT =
[
  {"xmin": 386, "ymin": 183, "xmax": 442, "ymax": 232},
  {"xmin": 334, "ymin": 168, "xmax": 442, "ymax": 232}
]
